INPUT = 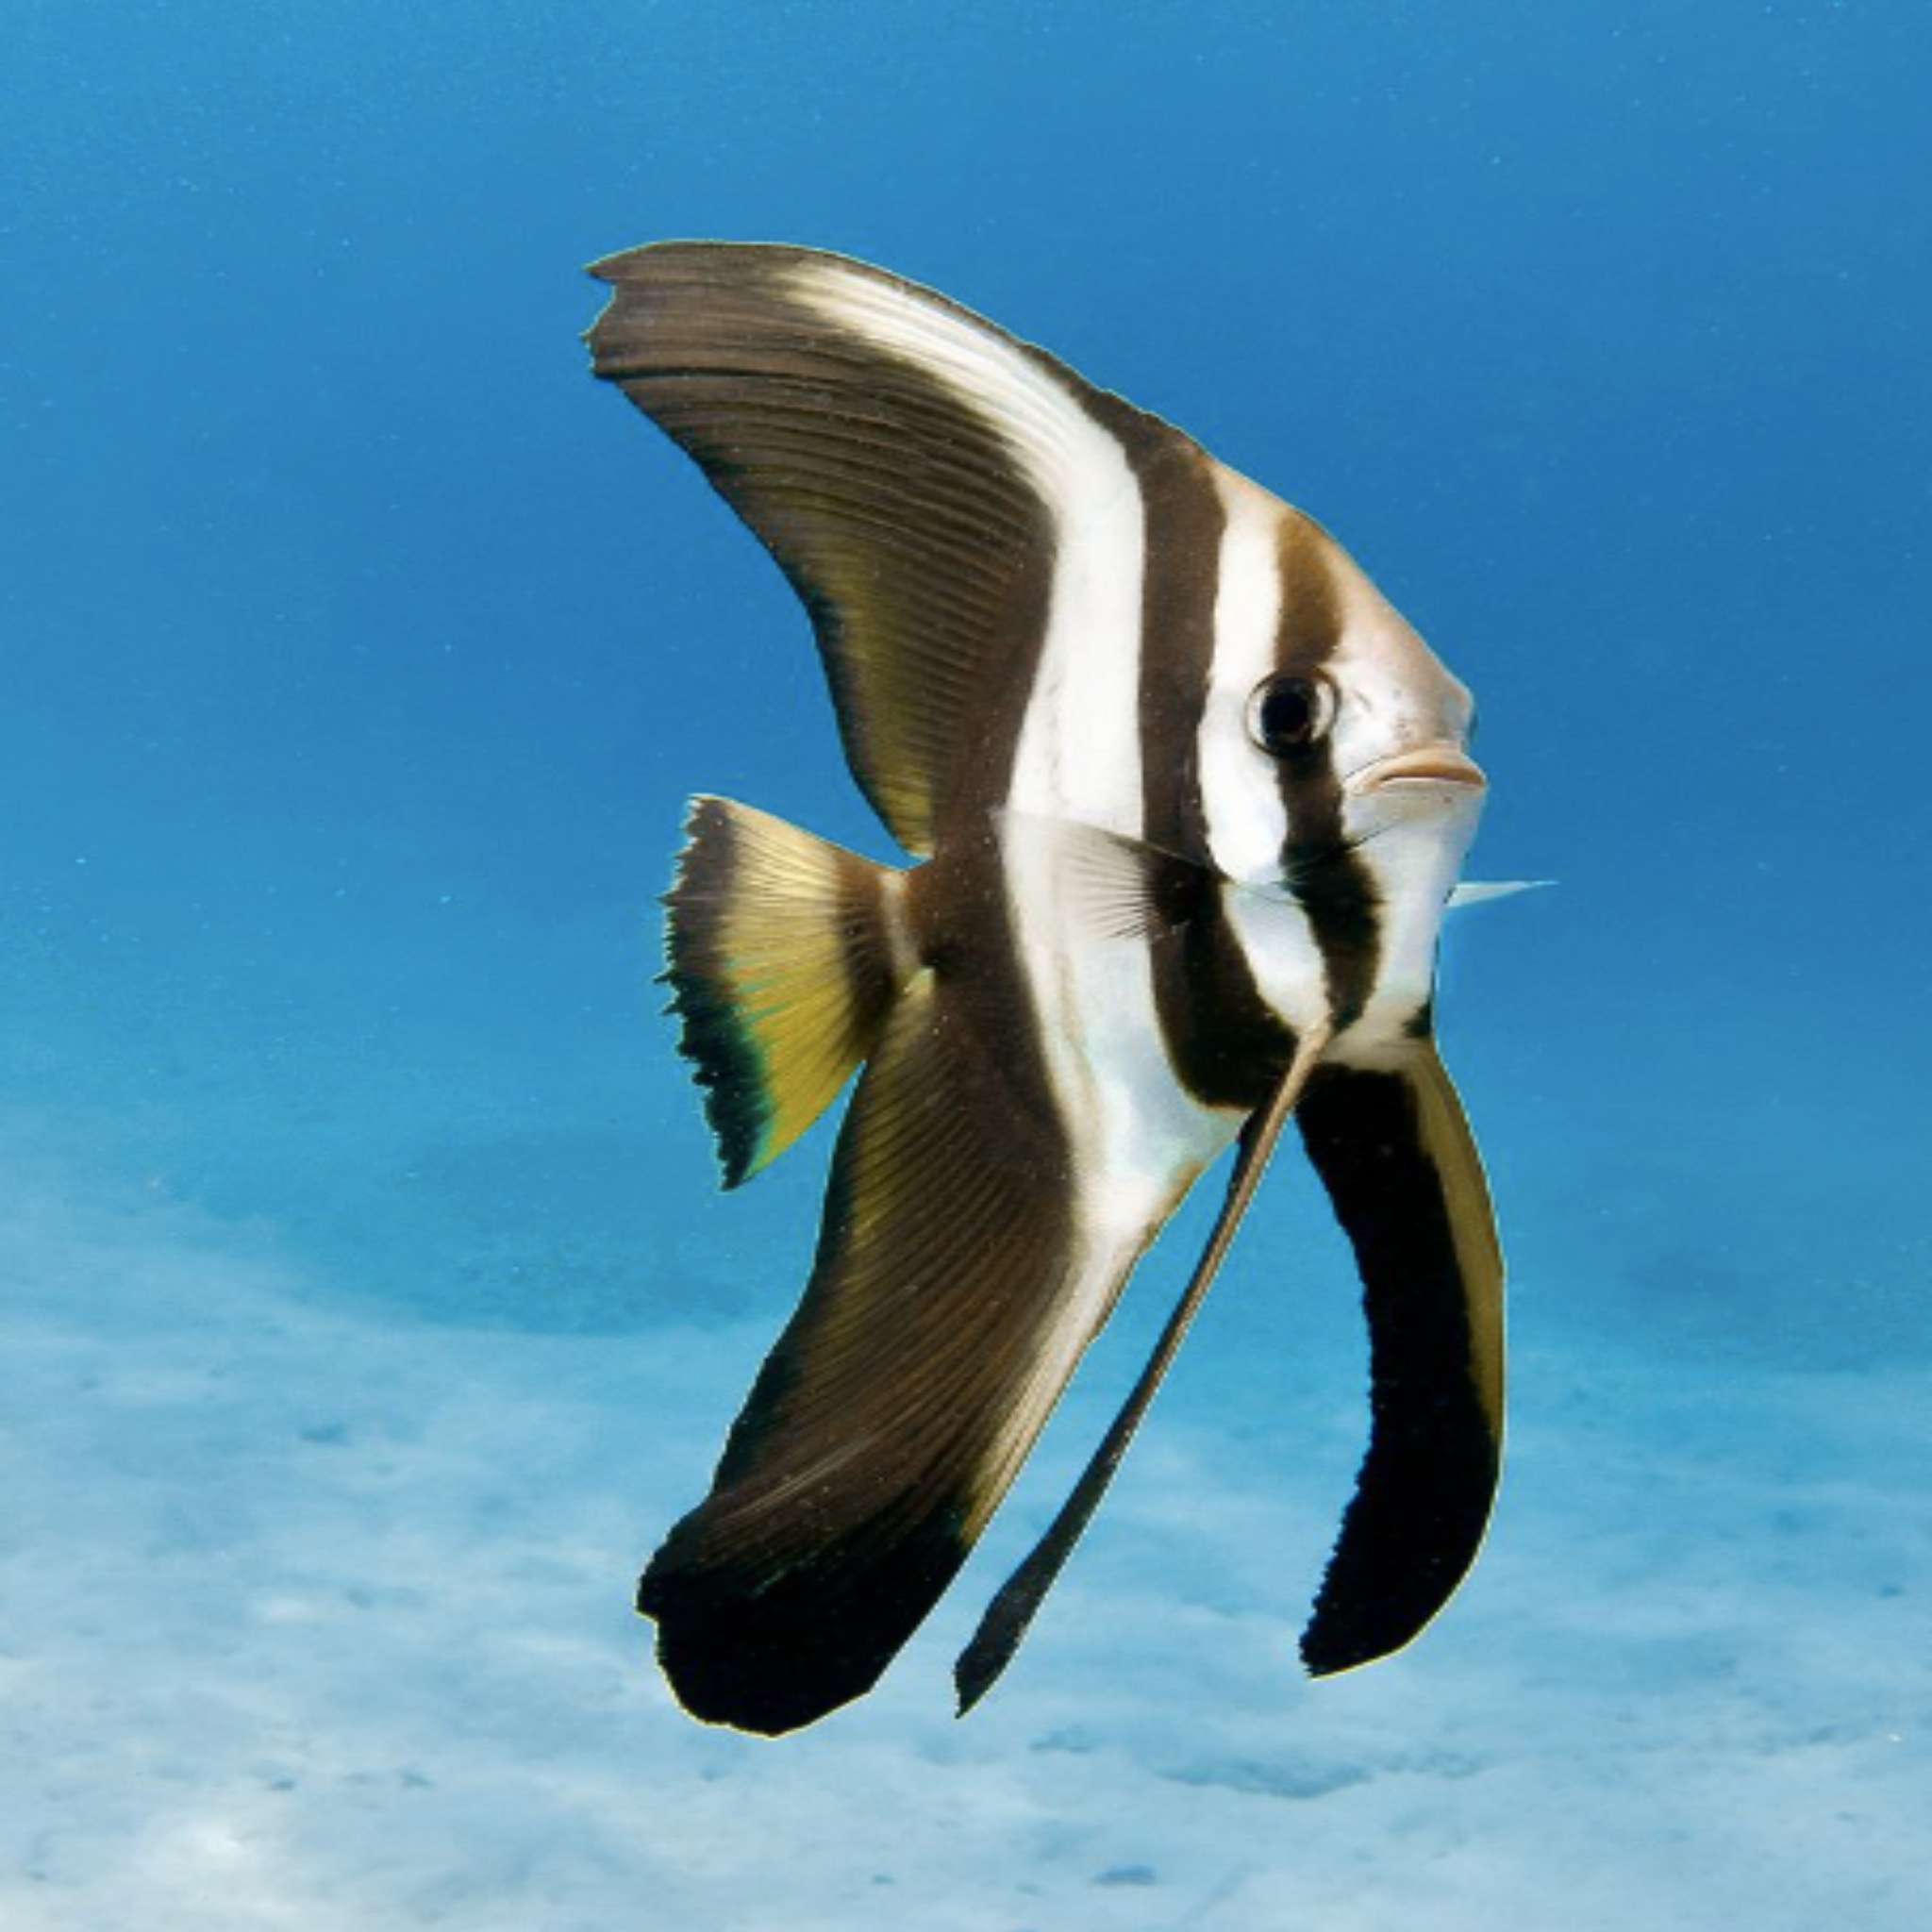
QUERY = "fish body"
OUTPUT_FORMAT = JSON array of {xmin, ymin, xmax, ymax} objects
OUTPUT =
[{"xmin": 588, "ymin": 243, "xmax": 1506, "ymax": 1735}]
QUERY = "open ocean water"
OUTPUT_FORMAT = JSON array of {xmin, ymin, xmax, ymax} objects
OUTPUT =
[{"xmin": 4, "ymin": 3, "xmax": 1928, "ymax": 1926}]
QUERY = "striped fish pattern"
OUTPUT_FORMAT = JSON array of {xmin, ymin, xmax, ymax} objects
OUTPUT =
[{"xmin": 588, "ymin": 242, "xmax": 1506, "ymax": 1736}]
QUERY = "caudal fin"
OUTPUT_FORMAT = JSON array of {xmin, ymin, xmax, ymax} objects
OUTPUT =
[{"xmin": 663, "ymin": 796, "xmax": 912, "ymax": 1188}]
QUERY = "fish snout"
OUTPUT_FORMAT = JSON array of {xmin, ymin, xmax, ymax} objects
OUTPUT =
[{"xmin": 1344, "ymin": 745, "xmax": 1488, "ymax": 796}]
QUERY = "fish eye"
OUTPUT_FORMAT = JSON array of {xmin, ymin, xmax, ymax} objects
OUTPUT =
[{"xmin": 1246, "ymin": 675, "xmax": 1333, "ymax": 758}]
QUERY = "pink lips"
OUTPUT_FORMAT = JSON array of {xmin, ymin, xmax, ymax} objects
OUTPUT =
[{"xmin": 1349, "ymin": 747, "xmax": 1489, "ymax": 793}]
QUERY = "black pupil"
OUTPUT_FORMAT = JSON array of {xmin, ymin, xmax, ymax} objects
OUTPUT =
[{"xmin": 1256, "ymin": 678, "xmax": 1317, "ymax": 754}]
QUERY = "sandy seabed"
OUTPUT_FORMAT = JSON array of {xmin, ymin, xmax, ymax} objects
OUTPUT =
[{"xmin": 2, "ymin": 1123, "xmax": 1927, "ymax": 1932}]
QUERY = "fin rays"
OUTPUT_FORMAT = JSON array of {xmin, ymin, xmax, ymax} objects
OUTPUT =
[
  {"xmin": 662, "ymin": 796, "xmax": 908, "ymax": 1187},
  {"xmin": 638, "ymin": 969, "xmax": 1105, "ymax": 1734},
  {"xmin": 589, "ymin": 242, "xmax": 1104, "ymax": 854},
  {"xmin": 600, "ymin": 242, "xmax": 1508, "ymax": 1730}
]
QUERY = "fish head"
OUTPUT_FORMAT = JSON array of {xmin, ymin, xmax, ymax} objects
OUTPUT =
[
  {"xmin": 1202, "ymin": 496, "xmax": 1486, "ymax": 1040},
  {"xmin": 1321, "ymin": 563, "xmax": 1486, "ymax": 877}
]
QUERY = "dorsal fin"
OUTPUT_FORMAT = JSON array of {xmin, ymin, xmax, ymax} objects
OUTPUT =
[{"xmin": 587, "ymin": 242, "xmax": 1189, "ymax": 856}]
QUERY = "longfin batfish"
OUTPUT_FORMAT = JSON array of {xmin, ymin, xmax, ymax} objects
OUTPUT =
[{"xmin": 586, "ymin": 242, "xmax": 1507, "ymax": 1735}]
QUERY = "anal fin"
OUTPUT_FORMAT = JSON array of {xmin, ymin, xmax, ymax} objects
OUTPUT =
[{"xmin": 639, "ymin": 964, "xmax": 1094, "ymax": 1735}]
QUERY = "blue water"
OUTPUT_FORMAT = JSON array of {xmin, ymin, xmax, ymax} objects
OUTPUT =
[{"xmin": 5, "ymin": 4, "xmax": 1928, "ymax": 1926}]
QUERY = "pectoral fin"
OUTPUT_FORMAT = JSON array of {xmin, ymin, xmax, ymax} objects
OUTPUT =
[
  {"xmin": 1294, "ymin": 1049, "xmax": 1505, "ymax": 1675},
  {"xmin": 992, "ymin": 808, "xmax": 1209, "ymax": 942}
]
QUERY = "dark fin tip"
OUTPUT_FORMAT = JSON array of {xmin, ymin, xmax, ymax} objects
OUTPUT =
[
  {"xmin": 1298, "ymin": 1619, "xmax": 1383, "ymax": 1680},
  {"xmin": 638, "ymin": 1508, "xmax": 974, "ymax": 1737}
]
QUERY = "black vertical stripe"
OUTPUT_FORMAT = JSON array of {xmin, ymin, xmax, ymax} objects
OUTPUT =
[
  {"xmin": 1125, "ymin": 435, "xmax": 1221, "ymax": 861},
  {"xmin": 1268, "ymin": 520, "xmax": 1382, "ymax": 1034},
  {"xmin": 1090, "ymin": 425, "xmax": 1298, "ymax": 1110}
]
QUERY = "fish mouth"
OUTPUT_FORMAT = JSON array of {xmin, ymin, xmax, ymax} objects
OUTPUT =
[{"xmin": 1346, "ymin": 746, "xmax": 1488, "ymax": 795}]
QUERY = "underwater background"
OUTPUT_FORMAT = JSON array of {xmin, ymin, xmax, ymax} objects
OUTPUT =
[{"xmin": 4, "ymin": 2, "xmax": 1928, "ymax": 1925}]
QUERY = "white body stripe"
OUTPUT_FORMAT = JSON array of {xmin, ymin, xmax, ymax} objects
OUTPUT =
[
  {"xmin": 1198, "ymin": 470, "xmax": 1291, "ymax": 886},
  {"xmin": 1339, "ymin": 794, "xmax": 1480, "ymax": 1063},
  {"xmin": 1199, "ymin": 471, "xmax": 1333, "ymax": 1039},
  {"xmin": 794, "ymin": 259, "xmax": 1227, "ymax": 1485},
  {"xmin": 791, "ymin": 258, "xmax": 1480, "ymax": 1436},
  {"xmin": 789, "ymin": 258, "xmax": 1148, "ymax": 837}
]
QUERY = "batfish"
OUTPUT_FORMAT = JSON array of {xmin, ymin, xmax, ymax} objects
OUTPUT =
[{"xmin": 587, "ymin": 242, "xmax": 1508, "ymax": 1735}]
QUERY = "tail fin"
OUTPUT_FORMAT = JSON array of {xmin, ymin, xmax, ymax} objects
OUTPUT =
[{"xmin": 663, "ymin": 796, "xmax": 913, "ymax": 1188}]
